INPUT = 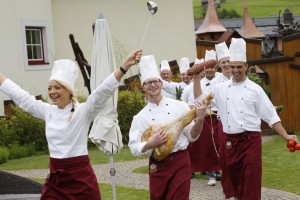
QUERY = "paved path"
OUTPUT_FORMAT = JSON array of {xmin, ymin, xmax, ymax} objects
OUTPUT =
[{"xmin": 5, "ymin": 135, "xmax": 300, "ymax": 199}]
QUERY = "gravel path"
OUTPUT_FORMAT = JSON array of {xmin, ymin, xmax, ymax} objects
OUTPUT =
[{"xmin": 5, "ymin": 135, "xmax": 300, "ymax": 199}]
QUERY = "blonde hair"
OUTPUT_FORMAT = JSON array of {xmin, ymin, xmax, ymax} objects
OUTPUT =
[
  {"xmin": 55, "ymin": 80, "xmax": 77, "ymax": 123},
  {"xmin": 67, "ymin": 92, "xmax": 77, "ymax": 123}
]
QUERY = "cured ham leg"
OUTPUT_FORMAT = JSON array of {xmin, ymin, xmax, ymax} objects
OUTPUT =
[{"xmin": 141, "ymin": 93, "xmax": 213, "ymax": 161}]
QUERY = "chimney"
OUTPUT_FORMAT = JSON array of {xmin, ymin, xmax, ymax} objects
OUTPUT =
[{"xmin": 283, "ymin": 8, "xmax": 294, "ymax": 25}]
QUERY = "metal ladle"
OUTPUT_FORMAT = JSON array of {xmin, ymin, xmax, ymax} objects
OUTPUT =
[{"xmin": 140, "ymin": 1, "xmax": 158, "ymax": 47}]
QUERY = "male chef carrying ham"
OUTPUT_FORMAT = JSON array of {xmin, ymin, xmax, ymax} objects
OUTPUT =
[{"xmin": 128, "ymin": 55, "xmax": 208, "ymax": 200}]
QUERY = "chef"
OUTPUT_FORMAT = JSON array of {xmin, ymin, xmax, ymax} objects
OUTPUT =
[
  {"xmin": 210, "ymin": 38, "xmax": 298, "ymax": 200},
  {"xmin": 0, "ymin": 49, "xmax": 142, "ymax": 200},
  {"xmin": 128, "ymin": 55, "xmax": 207, "ymax": 200}
]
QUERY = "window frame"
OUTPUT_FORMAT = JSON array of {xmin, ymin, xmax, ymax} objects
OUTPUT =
[
  {"xmin": 26, "ymin": 26, "xmax": 46, "ymax": 65},
  {"xmin": 21, "ymin": 20, "xmax": 53, "ymax": 70}
]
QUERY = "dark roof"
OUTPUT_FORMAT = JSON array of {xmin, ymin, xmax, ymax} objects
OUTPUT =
[
  {"xmin": 194, "ymin": 15, "xmax": 300, "ymax": 36},
  {"xmin": 218, "ymin": 29, "xmax": 242, "ymax": 42}
]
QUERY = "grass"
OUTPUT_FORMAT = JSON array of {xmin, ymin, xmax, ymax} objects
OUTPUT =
[
  {"xmin": 0, "ymin": 147, "xmax": 149, "ymax": 200},
  {"xmin": 31, "ymin": 178, "xmax": 149, "ymax": 200},
  {"xmin": 262, "ymin": 134, "xmax": 300, "ymax": 195},
  {"xmin": 0, "ymin": 146, "xmax": 143, "ymax": 170},
  {"xmin": 133, "ymin": 133, "xmax": 300, "ymax": 196},
  {"xmin": 1, "ymin": 134, "xmax": 300, "ymax": 197},
  {"xmin": 193, "ymin": 0, "xmax": 300, "ymax": 19}
]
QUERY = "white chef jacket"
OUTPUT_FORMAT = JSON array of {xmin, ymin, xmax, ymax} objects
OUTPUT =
[
  {"xmin": 211, "ymin": 78, "xmax": 280, "ymax": 134},
  {"xmin": 183, "ymin": 78, "xmax": 211, "ymax": 105},
  {"xmin": 161, "ymin": 85, "xmax": 176, "ymax": 99},
  {"xmin": 188, "ymin": 77, "xmax": 214, "ymax": 107},
  {"xmin": 128, "ymin": 97, "xmax": 197, "ymax": 157},
  {"xmin": 200, "ymin": 77, "xmax": 213, "ymax": 94},
  {"xmin": 181, "ymin": 81, "xmax": 193, "ymax": 104},
  {"xmin": 0, "ymin": 73, "xmax": 119, "ymax": 158},
  {"xmin": 162, "ymin": 81, "xmax": 188, "ymax": 99},
  {"xmin": 200, "ymin": 74, "xmax": 231, "ymax": 111},
  {"xmin": 198, "ymin": 74, "xmax": 230, "ymax": 99},
  {"xmin": 210, "ymin": 73, "xmax": 231, "ymax": 88}
]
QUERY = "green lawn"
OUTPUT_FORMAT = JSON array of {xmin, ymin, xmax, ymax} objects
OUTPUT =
[
  {"xmin": 134, "ymin": 134, "xmax": 300, "ymax": 196},
  {"xmin": 1, "ymin": 147, "xmax": 149, "ymax": 200},
  {"xmin": 32, "ymin": 178, "xmax": 149, "ymax": 200},
  {"xmin": 1, "ymin": 135, "xmax": 300, "ymax": 197},
  {"xmin": 262, "ymin": 135, "xmax": 300, "ymax": 195},
  {"xmin": 193, "ymin": 0, "xmax": 300, "ymax": 19},
  {"xmin": 0, "ymin": 146, "xmax": 144, "ymax": 170}
]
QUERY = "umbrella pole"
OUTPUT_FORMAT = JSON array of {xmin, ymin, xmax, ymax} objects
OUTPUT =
[{"xmin": 110, "ymin": 154, "xmax": 117, "ymax": 200}]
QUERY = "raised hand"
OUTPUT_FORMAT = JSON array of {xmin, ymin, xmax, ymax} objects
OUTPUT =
[
  {"xmin": 115, "ymin": 49, "xmax": 143, "ymax": 81},
  {"xmin": 121, "ymin": 49, "xmax": 143, "ymax": 70}
]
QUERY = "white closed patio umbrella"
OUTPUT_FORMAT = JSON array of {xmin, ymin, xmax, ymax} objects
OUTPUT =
[{"xmin": 89, "ymin": 13, "xmax": 123, "ymax": 200}]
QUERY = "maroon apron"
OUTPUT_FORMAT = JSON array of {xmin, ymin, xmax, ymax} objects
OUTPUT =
[
  {"xmin": 41, "ymin": 155, "xmax": 101, "ymax": 200},
  {"xmin": 149, "ymin": 150, "xmax": 191, "ymax": 200},
  {"xmin": 222, "ymin": 131, "xmax": 262, "ymax": 200},
  {"xmin": 218, "ymin": 122, "xmax": 235, "ymax": 198},
  {"xmin": 188, "ymin": 115, "xmax": 221, "ymax": 173}
]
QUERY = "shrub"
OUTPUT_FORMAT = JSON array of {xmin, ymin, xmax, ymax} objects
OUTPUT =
[
  {"xmin": 8, "ymin": 106, "xmax": 47, "ymax": 151},
  {"xmin": 0, "ymin": 147, "xmax": 9, "ymax": 164},
  {"xmin": 0, "ymin": 104, "xmax": 47, "ymax": 152},
  {"xmin": 8, "ymin": 143, "xmax": 24, "ymax": 159},
  {"xmin": 201, "ymin": 8, "xmax": 242, "ymax": 19},
  {"xmin": 218, "ymin": 9, "xmax": 241, "ymax": 19},
  {"xmin": 8, "ymin": 143, "xmax": 36, "ymax": 160},
  {"xmin": 0, "ymin": 117, "xmax": 11, "ymax": 147},
  {"xmin": 247, "ymin": 66, "xmax": 271, "ymax": 99},
  {"xmin": 117, "ymin": 90, "xmax": 146, "ymax": 144}
]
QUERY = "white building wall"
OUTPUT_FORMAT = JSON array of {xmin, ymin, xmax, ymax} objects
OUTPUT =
[
  {"xmin": 0, "ymin": 0, "xmax": 54, "ymax": 115},
  {"xmin": 51, "ymin": 0, "xmax": 197, "ymax": 95},
  {"xmin": 0, "ymin": 0, "xmax": 196, "ymax": 115}
]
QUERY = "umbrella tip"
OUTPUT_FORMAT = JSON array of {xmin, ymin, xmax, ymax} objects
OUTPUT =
[{"xmin": 98, "ymin": 12, "xmax": 105, "ymax": 19}]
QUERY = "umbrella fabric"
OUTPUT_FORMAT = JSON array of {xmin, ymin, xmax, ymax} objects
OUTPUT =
[{"xmin": 89, "ymin": 18, "xmax": 123, "ymax": 154}]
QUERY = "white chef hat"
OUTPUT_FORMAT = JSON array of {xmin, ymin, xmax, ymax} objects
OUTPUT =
[
  {"xmin": 204, "ymin": 50, "xmax": 216, "ymax": 61},
  {"xmin": 194, "ymin": 58, "xmax": 204, "ymax": 65},
  {"xmin": 160, "ymin": 60, "xmax": 170, "ymax": 72},
  {"xmin": 139, "ymin": 55, "xmax": 162, "ymax": 85},
  {"xmin": 49, "ymin": 59, "xmax": 78, "ymax": 92},
  {"xmin": 215, "ymin": 42, "xmax": 230, "ymax": 61},
  {"xmin": 229, "ymin": 38, "xmax": 247, "ymax": 62},
  {"xmin": 179, "ymin": 57, "xmax": 190, "ymax": 74}
]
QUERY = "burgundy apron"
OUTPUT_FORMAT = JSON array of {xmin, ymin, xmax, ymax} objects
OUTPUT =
[
  {"xmin": 188, "ymin": 115, "xmax": 221, "ymax": 173},
  {"xmin": 222, "ymin": 131, "xmax": 262, "ymax": 200},
  {"xmin": 41, "ymin": 155, "xmax": 101, "ymax": 200},
  {"xmin": 218, "ymin": 122, "xmax": 235, "ymax": 198},
  {"xmin": 149, "ymin": 150, "xmax": 191, "ymax": 200}
]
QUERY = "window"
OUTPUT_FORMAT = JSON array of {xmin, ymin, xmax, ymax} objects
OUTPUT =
[
  {"xmin": 21, "ymin": 20, "xmax": 53, "ymax": 70},
  {"xmin": 26, "ymin": 27, "xmax": 45, "ymax": 65}
]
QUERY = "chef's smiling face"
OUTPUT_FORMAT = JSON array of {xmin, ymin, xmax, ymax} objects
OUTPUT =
[
  {"xmin": 230, "ymin": 61, "xmax": 248, "ymax": 83},
  {"xmin": 161, "ymin": 69, "xmax": 171, "ymax": 82},
  {"xmin": 48, "ymin": 80, "xmax": 71, "ymax": 109},
  {"xmin": 219, "ymin": 57, "xmax": 231, "ymax": 77},
  {"xmin": 180, "ymin": 72, "xmax": 191, "ymax": 84},
  {"xmin": 142, "ymin": 78, "xmax": 162, "ymax": 97},
  {"xmin": 204, "ymin": 67, "xmax": 216, "ymax": 80}
]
